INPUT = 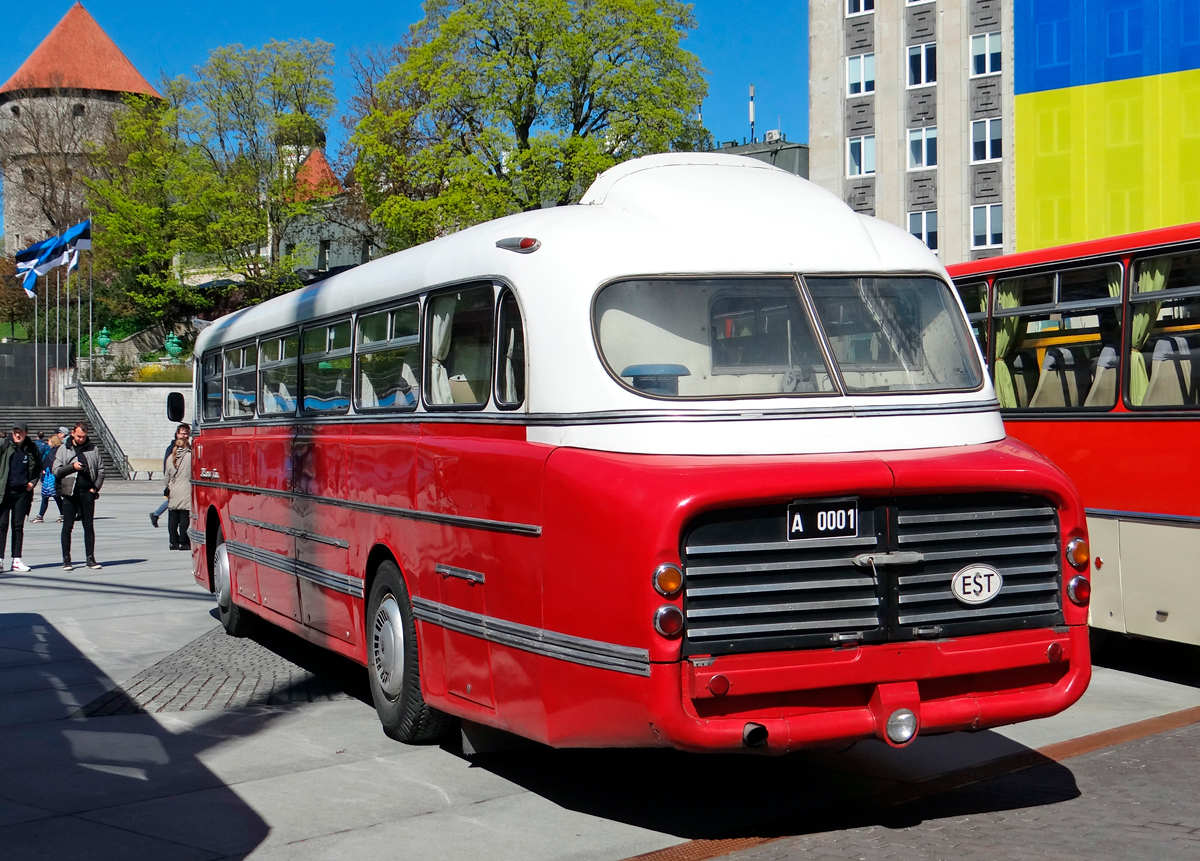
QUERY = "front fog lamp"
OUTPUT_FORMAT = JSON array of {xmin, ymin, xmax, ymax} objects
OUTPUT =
[
  {"xmin": 1066, "ymin": 537, "xmax": 1090, "ymax": 572},
  {"xmin": 1068, "ymin": 575, "xmax": 1091, "ymax": 607},
  {"xmin": 653, "ymin": 563, "xmax": 684, "ymax": 597},
  {"xmin": 653, "ymin": 604, "xmax": 685, "ymax": 638},
  {"xmin": 885, "ymin": 708, "xmax": 918, "ymax": 745}
]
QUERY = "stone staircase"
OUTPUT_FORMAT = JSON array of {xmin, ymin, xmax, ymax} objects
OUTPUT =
[{"xmin": 0, "ymin": 406, "xmax": 125, "ymax": 480}]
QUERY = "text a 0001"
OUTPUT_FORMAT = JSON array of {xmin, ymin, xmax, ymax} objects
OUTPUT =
[{"xmin": 787, "ymin": 500, "xmax": 859, "ymax": 540}]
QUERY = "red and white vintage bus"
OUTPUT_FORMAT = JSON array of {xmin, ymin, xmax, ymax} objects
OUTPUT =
[
  {"xmin": 947, "ymin": 223, "xmax": 1200, "ymax": 649},
  {"xmin": 179, "ymin": 153, "xmax": 1091, "ymax": 753}
]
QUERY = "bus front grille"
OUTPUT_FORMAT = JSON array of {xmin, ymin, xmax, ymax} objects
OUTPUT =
[{"xmin": 681, "ymin": 494, "xmax": 1062, "ymax": 657}]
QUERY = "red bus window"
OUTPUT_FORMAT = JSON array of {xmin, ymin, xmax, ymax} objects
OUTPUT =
[
  {"xmin": 259, "ymin": 334, "xmax": 298, "ymax": 415},
  {"xmin": 301, "ymin": 320, "xmax": 352, "ymax": 413},
  {"xmin": 224, "ymin": 345, "xmax": 257, "ymax": 418},
  {"xmin": 1129, "ymin": 253, "xmax": 1200, "ymax": 408},
  {"xmin": 357, "ymin": 303, "xmax": 420, "ymax": 411},
  {"xmin": 496, "ymin": 291, "xmax": 525, "ymax": 408},
  {"xmin": 201, "ymin": 353, "xmax": 222, "ymax": 420},
  {"xmin": 426, "ymin": 285, "xmax": 494, "ymax": 407}
]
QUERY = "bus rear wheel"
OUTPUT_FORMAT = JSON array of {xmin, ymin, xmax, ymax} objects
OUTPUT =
[
  {"xmin": 367, "ymin": 561, "xmax": 452, "ymax": 743},
  {"xmin": 213, "ymin": 531, "xmax": 253, "ymax": 638}
]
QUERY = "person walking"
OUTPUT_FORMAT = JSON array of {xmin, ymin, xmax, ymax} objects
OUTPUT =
[
  {"xmin": 164, "ymin": 426, "xmax": 192, "ymax": 550},
  {"xmin": 0, "ymin": 421, "xmax": 43, "ymax": 572},
  {"xmin": 54, "ymin": 423, "xmax": 104, "ymax": 570},
  {"xmin": 31, "ymin": 431, "xmax": 64, "ymax": 524},
  {"xmin": 150, "ymin": 424, "xmax": 190, "ymax": 528}
]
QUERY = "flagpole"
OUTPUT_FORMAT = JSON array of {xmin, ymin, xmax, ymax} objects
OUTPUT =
[
  {"xmin": 56, "ymin": 269, "xmax": 61, "ymax": 388},
  {"xmin": 45, "ymin": 280, "xmax": 49, "ymax": 406},
  {"xmin": 33, "ymin": 293, "xmax": 38, "ymax": 407},
  {"xmin": 89, "ymin": 255, "xmax": 93, "ymax": 382},
  {"xmin": 66, "ymin": 266, "xmax": 71, "ymax": 375}
]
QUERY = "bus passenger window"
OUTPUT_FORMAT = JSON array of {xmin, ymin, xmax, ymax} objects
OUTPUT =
[
  {"xmin": 301, "ymin": 320, "xmax": 352, "ymax": 413},
  {"xmin": 356, "ymin": 304, "xmax": 420, "ymax": 411},
  {"xmin": 1129, "ymin": 253, "xmax": 1200, "ymax": 408},
  {"xmin": 259, "ymin": 335, "xmax": 298, "ymax": 415},
  {"xmin": 954, "ymin": 281, "xmax": 989, "ymax": 360},
  {"xmin": 224, "ymin": 345, "xmax": 257, "ymax": 417},
  {"xmin": 426, "ymin": 285, "xmax": 494, "ymax": 407},
  {"xmin": 993, "ymin": 265, "xmax": 1122, "ymax": 410},
  {"xmin": 202, "ymin": 354, "xmax": 222, "ymax": 420},
  {"xmin": 496, "ymin": 291, "xmax": 525, "ymax": 408},
  {"xmin": 595, "ymin": 277, "xmax": 833, "ymax": 398}
]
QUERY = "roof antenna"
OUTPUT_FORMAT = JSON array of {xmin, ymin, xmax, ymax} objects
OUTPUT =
[{"xmin": 749, "ymin": 84, "xmax": 756, "ymax": 143}]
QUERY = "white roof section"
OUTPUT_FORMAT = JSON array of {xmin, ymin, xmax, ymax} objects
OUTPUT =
[{"xmin": 193, "ymin": 154, "xmax": 998, "ymax": 455}]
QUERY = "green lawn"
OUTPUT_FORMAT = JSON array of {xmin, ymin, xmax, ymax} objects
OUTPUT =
[{"xmin": 0, "ymin": 323, "xmax": 28, "ymax": 339}]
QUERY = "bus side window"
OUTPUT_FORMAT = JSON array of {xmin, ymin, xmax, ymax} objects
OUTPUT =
[
  {"xmin": 425, "ymin": 284, "xmax": 495, "ymax": 407},
  {"xmin": 224, "ymin": 345, "xmax": 257, "ymax": 417},
  {"xmin": 301, "ymin": 320, "xmax": 352, "ymax": 414},
  {"xmin": 495, "ymin": 290, "xmax": 525, "ymax": 408},
  {"xmin": 953, "ymin": 281, "xmax": 989, "ymax": 360},
  {"xmin": 202, "ymin": 353, "xmax": 222, "ymax": 420},
  {"xmin": 1129, "ymin": 253, "xmax": 1200, "ymax": 408},
  {"xmin": 259, "ymin": 334, "xmax": 298, "ymax": 415},
  {"xmin": 993, "ymin": 265, "xmax": 1122, "ymax": 410},
  {"xmin": 356, "ymin": 303, "xmax": 420, "ymax": 411}
]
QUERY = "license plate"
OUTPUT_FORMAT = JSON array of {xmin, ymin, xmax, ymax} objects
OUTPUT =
[{"xmin": 787, "ymin": 499, "xmax": 859, "ymax": 540}]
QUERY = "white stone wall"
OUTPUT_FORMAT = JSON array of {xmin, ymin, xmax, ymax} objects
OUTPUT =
[{"xmin": 81, "ymin": 382, "xmax": 194, "ymax": 463}]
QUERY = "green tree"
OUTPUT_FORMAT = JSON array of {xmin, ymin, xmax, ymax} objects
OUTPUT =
[
  {"xmin": 352, "ymin": 0, "xmax": 710, "ymax": 250},
  {"xmin": 86, "ymin": 39, "xmax": 339, "ymax": 322}
]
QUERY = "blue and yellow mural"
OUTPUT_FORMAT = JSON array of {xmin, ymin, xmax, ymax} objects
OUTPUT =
[{"xmin": 1015, "ymin": 0, "xmax": 1200, "ymax": 249}]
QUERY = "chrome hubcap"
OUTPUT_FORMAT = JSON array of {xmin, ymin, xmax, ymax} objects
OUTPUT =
[
  {"xmin": 373, "ymin": 595, "xmax": 405, "ymax": 699},
  {"xmin": 214, "ymin": 544, "xmax": 232, "ymax": 611}
]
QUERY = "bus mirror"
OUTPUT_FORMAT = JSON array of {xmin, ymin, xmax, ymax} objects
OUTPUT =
[{"xmin": 166, "ymin": 392, "xmax": 185, "ymax": 423}]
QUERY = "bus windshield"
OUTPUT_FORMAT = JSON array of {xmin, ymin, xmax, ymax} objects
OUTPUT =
[{"xmin": 594, "ymin": 275, "xmax": 982, "ymax": 398}]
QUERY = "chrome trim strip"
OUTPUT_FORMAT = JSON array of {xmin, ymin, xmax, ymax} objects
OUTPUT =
[
  {"xmin": 410, "ymin": 597, "xmax": 650, "ymax": 676},
  {"xmin": 897, "ymin": 506, "xmax": 1054, "ymax": 525},
  {"xmin": 897, "ymin": 523, "xmax": 1057, "ymax": 544},
  {"xmin": 193, "ymin": 480, "xmax": 542, "ymax": 536},
  {"xmin": 436, "ymin": 563, "xmax": 485, "ymax": 584},
  {"xmin": 897, "ymin": 599, "xmax": 1060, "ymax": 626},
  {"xmin": 686, "ymin": 535, "xmax": 877, "ymax": 555},
  {"xmin": 230, "ymin": 515, "xmax": 350, "ymax": 548},
  {"xmin": 187, "ymin": 528, "xmax": 206, "ymax": 546},
  {"xmin": 197, "ymin": 399, "xmax": 999, "ymax": 430},
  {"xmin": 1085, "ymin": 508, "xmax": 1200, "ymax": 528},
  {"xmin": 688, "ymin": 613, "xmax": 881, "ymax": 639},
  {"xmin": 225, "ymin": 539, "xmax": 365, "ymax": 598}
]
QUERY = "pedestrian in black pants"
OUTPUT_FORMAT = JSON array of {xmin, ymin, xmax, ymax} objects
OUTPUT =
[
  {"xmin": 0, "ymin": 421, "xmax": 43, "ymax": 573},
  {"xmin": 164, "ymin": 427, "xmax": 192, "ymax": 550},
  {"xmin": 53, "ymin": 422, "xmax": 105, "ymax": 570}
]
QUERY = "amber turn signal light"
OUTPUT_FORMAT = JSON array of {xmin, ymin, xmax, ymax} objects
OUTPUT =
[
  {"xmin": 1067, "ymin": 575, "xmax": 1091, "ymax": 606},
  {"xmin": 1066, "ymin": 537, "xmax": 1090, "ymax": 572},
  {"xmin": 653, "ymin": 563, "xmax": 684, "ymax": 598},
  {"xmin": 653, "ymin": 605, "xmax": 685, "ymax": 638}
]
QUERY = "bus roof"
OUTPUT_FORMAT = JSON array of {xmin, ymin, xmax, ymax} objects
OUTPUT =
[
  {"xmin": 195, "ymin": 153, "xmax": 945, "ymax": 358},
  {"xmin": 947, "ymin": 222, "xmax": 1200, "ymax": 280}
]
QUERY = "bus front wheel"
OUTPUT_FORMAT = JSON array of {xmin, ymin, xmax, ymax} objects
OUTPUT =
[
  {"xmin": 213, "ymin": 532, "xmax": 253, "ymax": 638},
  {"xmin": 367, "ymin": 561, "xmax": 452, "ymax": 743}
]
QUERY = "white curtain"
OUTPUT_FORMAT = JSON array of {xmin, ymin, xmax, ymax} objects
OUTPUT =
[
  {"xmin": 504, "ymin": 327, "xmax": 518, "ymax": 403},
  {"xmin": 400, "ymin": 362, "xmax": 419, "ymax": 405},
  {"xmin": 360, "ymin": 370, "xmax": 377, "ymax": 407},
  {"xmin": 429, "ymin": 295, "xmax": 457, "ymax": 404}
]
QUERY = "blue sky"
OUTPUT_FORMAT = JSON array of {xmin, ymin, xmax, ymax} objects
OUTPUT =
[{"xmin": 2, "ymin": 1, "xmax": 808, "ymax": 236}]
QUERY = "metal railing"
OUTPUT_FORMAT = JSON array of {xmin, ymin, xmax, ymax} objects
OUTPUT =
[{"xmin": 76, "ymin": 383, "xmax": 131, "ymax": 479}]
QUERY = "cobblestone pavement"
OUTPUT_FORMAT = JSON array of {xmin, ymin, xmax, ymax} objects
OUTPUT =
[
  {"xmin": 713, "ymin": 721, "xmax": 1200, "ymax": 861},
  {"xmin": 76, "ymin": 622, "xmax": 366, "ymax": 716}
]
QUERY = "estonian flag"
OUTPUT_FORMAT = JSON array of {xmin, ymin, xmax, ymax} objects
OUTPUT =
[
  {"xmin": 14, "ymin": 235, "xmax": 63, "ymax": 299},
  {"xmin": 62, "ymin": 219, "xmax": 92, "ymax": 251}
]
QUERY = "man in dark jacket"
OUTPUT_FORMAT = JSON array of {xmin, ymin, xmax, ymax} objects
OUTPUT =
[
  {"xmin": 53, "ymin": 423, "xmax": 105, "ymax": 571},
  {"xmin": 0, "ymin": 421, "xmax": 44, "ymax": 573}
]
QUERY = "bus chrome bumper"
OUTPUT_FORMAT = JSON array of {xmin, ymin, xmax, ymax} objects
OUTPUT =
[{"xmin": 647, "ymin": 625, "xmax": 1091, "ymax": 754}]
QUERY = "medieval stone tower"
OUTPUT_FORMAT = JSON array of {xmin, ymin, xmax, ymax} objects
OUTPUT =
[{"xmin": 0, "ymin": 3, "xmax": 159, "ymax": 253}]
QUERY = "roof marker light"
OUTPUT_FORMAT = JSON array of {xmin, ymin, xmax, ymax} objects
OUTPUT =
[{"xmin": 496, "ymin": 237, "xmax": 541, "ymax": 253}]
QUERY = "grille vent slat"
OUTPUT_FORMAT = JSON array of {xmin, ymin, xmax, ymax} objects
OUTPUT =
[{"xmin": 682, "ymin": 494, "xmax": 1063, "ymax": 657}]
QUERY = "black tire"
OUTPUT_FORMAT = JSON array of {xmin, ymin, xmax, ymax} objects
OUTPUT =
[
  {"xmin": 212, "ymin": 530, "xmax": 254, "ymax": 638},
  {"xmin": 367, "ymin": 561, "xmax": 452, "ymax": 743}
]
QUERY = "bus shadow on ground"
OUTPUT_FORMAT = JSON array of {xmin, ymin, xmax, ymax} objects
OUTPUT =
[
  {"xmin": 1092, "ymin": 632, "xmax": 1200, "ymax": 688},
  {"xmin": 459, "ymin": 733, "xmax": 1080, "ymax": 840},
  {"xmin": 0, "ymin": 612, "xmax": 276, "ymax": 860}
]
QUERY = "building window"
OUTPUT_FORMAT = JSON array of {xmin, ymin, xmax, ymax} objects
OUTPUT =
[
  {"xmin": 847, "ymin": 135, "xmax": 876, "ymax": 177},
  {"xmin": 908, "ymin": 126, "xmax": 937, "ymax": 169},
  {"xmin": 317, "ymin": 239, "xmax": 331, "ymax": 271},
  {"xmin": 972, "ymin": 32, "xmax": 1002, "ymax": 76},
  {"xmin": 847, "ymin": 53, "xmax": 875, "ymax": 96},
  {"xmin": 909, "ymin": 211, "xmax": 938, "ymax": 252},
  {"xmin": 972, "ymin": 204, "xmax": 1003, "ymax": 248},
  {"xmin": 9, "ymin": 105, "xmax": 19, "ymax": 118},
  {"xmin": 72, "ymin": 104, "xmax": 85, "ymax": 118},
  {"xmin": 847, "ymin": 0, "xmax": 874, "ymax": 15},
  {"xmin": 908, "ymin": 43, "xmax": 937, "ymax": 87},
  {"xmin": 972, "ymin": 118, "xmax": 1003, "ymax": 162}
]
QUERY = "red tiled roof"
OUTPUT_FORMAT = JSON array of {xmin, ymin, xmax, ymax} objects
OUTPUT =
[
  {"xmin": 293, "ymin": 149, "xmax": 344, "ymax": 200},
  {"xmin": 0, "ymin": 3, "xmax": 160, "ymax": 98}
]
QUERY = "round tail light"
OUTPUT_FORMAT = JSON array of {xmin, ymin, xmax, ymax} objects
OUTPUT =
[
  {"xmin": 1066, "ymin": 537, "xmax": 1090, "ymax": 571},
  {"xmin": 653, "ymin": 563, "xmax": 684, "ymax": 597},
  {"xmin": 653, "ymin": 604, "xmax": 684, "ymax": 638},
  {"xmin": 1067, "ymin": 575, "xmax": 1091, "ymax": 606}
]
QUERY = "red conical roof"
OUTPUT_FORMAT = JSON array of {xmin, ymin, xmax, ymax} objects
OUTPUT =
[
  {"xmin": 1, "ymin": 3, "xmax": 160, "ymax": 98},
  {"xmin": 293, "ymin": 149, "xmax": 344, "ymax": 200}
]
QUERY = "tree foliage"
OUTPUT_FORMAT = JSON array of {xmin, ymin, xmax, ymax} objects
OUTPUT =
[
  {"xmin": 86, "ymin": 39, "xmax": 338, "ymax": 321},
  {"xmin": 352, "ymin": 0, "xmax": 710, "ymax": 249}
]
